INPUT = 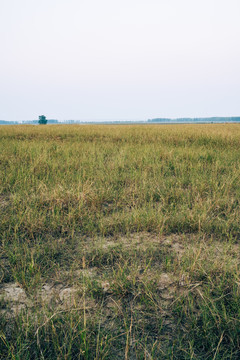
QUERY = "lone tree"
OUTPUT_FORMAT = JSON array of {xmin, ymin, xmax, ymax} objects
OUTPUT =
[{"xmin": 38, "ymin": 115, "xmax": 47, "ymax": 125}]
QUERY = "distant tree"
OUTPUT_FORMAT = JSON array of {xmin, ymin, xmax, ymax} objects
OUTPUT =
[{"xmin": 38, "ymin": 115, "xmax": 47, "ymax": 125}]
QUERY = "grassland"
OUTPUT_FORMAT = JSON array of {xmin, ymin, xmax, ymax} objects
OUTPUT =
[{"xmin": 0, "ymin": 124, "xmax": 239, "ymax": 359}]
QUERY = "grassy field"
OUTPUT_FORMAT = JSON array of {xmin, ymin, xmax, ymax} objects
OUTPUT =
[{"xmin": 0, "ymin": 124, "xmax": 240, "ymax": 359}]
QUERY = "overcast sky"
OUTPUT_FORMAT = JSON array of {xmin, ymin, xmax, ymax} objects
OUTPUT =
[{"xmin": 1, "ymin": 0, "xmax": 240, "ymax": 121}]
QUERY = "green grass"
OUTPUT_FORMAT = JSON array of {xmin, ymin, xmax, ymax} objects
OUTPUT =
[{"xmin": 0, "ymin": 124, "xmax": 240, "ymax": 359}]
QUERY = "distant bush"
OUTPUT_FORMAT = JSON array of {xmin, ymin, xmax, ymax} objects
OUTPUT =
[{"xmin": 38, "ymin": 115, "xmax": 47, "ymax": 125}]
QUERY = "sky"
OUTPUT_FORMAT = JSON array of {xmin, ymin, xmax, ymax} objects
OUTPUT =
[{"xmin": 0, "ymin": 0, "xmax": 240, "ymax": 121}]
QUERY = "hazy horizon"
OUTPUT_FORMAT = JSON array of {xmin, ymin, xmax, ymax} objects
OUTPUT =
[{"xmin": 1, "ymin": 0, "xmax": 240, "ymax": 121}]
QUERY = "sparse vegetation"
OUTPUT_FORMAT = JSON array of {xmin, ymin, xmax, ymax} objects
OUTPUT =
[{"xmin": 0, "ymin": 124, "xmax": 240, "ymax": 359}]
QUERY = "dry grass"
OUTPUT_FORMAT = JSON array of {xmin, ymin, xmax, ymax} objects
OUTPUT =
[{"xmin": 0, "ymin": 124, "xmax": 240, "ymax": 359}]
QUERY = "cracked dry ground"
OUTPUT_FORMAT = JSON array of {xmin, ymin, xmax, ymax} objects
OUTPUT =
[
  {"xmin": 1, "ymin": 233, "xmax": 239, "ymax": 313},
  {"xmin": 0, "ymin": 233, "xmax": 239, "ymax": 358}
]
